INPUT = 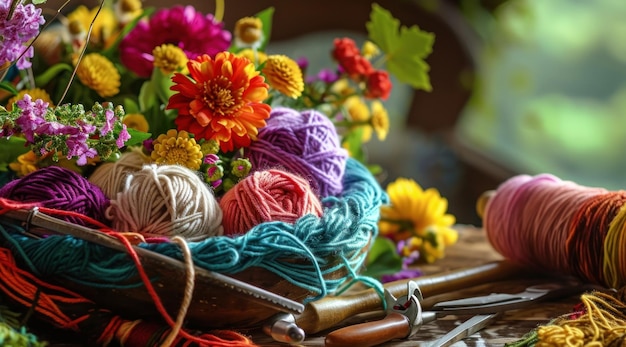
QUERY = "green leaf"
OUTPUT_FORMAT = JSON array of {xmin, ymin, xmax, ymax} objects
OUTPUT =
[
  {"xmin": 122, "ymin": 97, "xmax": 140, "ymax": 114},
  {"xmin": 124, "ymin": 128, "xmax": 152, "ymax": 147},
  {"xmin": 0, "ymin": 81, "xmax": 18, "ymax": 96},
  {"xmin": 138, "ymin": 80, "xmax": 158, "ymax": 112},
  {"xmin": 150, "ymin": 68, "xmax": 174, "ymax": 104},
  {"xmin": 256, "ymin": 7, "xmax": 274, "ymax": 52},
  {"xmin": 31, "ymin": 0, "xmax": 47, "ymax": 4},
  {"xmin": 34, "ymin": 63, "xmax": 73, "ymax": 87},
  {"xmin": 362, "ymin": 236, "xmax": 403, "ymax": 279},
  {"xmin": 0, "ymin": 137, "xmax": 29, "ymax": 172},
  {"xmin": 366, "ymin": 3, "xmax": 435, "ymax": 91}
]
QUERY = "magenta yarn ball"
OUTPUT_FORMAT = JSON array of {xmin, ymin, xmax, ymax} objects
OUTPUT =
[
  {"xmin": 0, "ymin": 166, "xmax": 110, "ymax": 226},
  {"xmin": 245, "ymin": 107, "xmax": 348, "ymax": 197}
]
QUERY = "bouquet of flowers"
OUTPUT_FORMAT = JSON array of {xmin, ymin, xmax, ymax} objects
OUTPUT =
[{"xmin": 0, "ymin": 0, "xmax": 459, "ymax": 342}]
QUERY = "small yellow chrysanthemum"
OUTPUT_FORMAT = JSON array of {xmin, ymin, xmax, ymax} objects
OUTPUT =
[
  {"xmin": 152, "ymin": 44, "xmax": 189, "ymax": 75},
  {"xmin": 371, "ymin": 100, "xmax": 390, "ymax": 141},
  {"xmin": 234, "ymin": 17, "xmax": 263, "ymax": 47},
  {"xmin": 6, "ymin": 88, "xmax": 53, "ymax": 111},
  {"xmin": 331, "ymin": 78, "xmax": 356, "ymax": 102},
  {"xmin": 9, "ymin": 151, "xmax": 40, "ymax": 177},
  {"xmin": 362, "ymin": 41, "xmax": 380, "ymax": 59},
  {"xmin": 123, "ymin": 113, "xmax": 149, "ymax": 133},
  {"xmin": 379, "ymin": 178, "xmax": 458, "ymax": 262},
  {"xmin": 76, "ymin": 53, "xmax": 121, "ymax": 98},
  {"xmin": 67, "ymin": 5, "xmax": 117, "ymax": 45},
  {"xmin": 344, "ymin": 96, "xmax": 372, "ymax": 142},
  {"xmin": 262, "ymin": 54, "xmax": 304, "ymax": 99},
  {"xmin": 151, "ymin": 129, "xmax": 203, "ymax": 170},
  {"xmin": 236, "ymin": 49, "xmax": 267, "ymax": 66}
]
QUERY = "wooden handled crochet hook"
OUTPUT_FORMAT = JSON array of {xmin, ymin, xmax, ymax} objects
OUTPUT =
[{"xmin": 295, "ymin": 260, "xmax": 526, "ymax": 334}]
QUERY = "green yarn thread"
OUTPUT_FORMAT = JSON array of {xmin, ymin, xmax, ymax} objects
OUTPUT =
[
  {"xmin": 0, "ymin": 158, "xmax": 388, "ymax": 303},
  {"xmin": 0, "ymin": 302, "xmax": 47, "ymax": 347}
]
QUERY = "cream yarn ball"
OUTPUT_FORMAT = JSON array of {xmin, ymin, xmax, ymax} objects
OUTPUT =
[
  {"xmin": 105, "ymin": 164, "xmax": 223, "ymax": 240},
  {"xmin": 89, "ymin": 148, "xmax": 149, "ymax": 199}
]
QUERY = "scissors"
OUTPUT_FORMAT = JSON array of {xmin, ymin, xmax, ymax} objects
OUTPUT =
[{"xmin": 325, "ymin": 278, "xmax": 588, "ymax": 347}]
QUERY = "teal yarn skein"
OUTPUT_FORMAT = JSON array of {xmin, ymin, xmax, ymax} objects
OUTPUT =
[{"xmin": 1, "ymin": 158, "xmax": 387, "ymax": 302}]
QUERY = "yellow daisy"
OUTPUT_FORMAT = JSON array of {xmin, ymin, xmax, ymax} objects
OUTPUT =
[
  {"xmin": 6, "ymin": 88, "xmax": 53, "ymax": 111},
  {"xmin": 371, "ymin": 100, "xmax": 390, "ymax": 141},
  {"xmin": 262, "ymin": 54, "xmax": 304, "ymax": 98},
  {"xmin": 362, "ymin": 41, "xmax": 380, "ymax": 59},
  {"xmin": 75, "ymin": 53, "xmax": 121, "ymax": 98},
  {"xmin": 152, "ymin": 44, "xmax": 189, "ymax": 75},
  {"xmin": 379, "ymin": 177, "xmax": 457, "ymax": 248},
  {"xmin": 150, "ymin": 129, "xmax": 203, "ymax": 170},
  {"xmin": 67, "ymin": 5, "xmax": 117, "ymax": 46},
  {"xmin": 344, "ymin": 96, "xmax": 372, "ymax": 142},
  {"xmin": 123, "ymin": 113, "xmax": 149, "ymax": 133}
]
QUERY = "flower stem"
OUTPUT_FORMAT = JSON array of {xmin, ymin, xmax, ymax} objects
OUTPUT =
[{"xmin": 214, "ymin": 0, "xmax": 225, "ymax": 22}]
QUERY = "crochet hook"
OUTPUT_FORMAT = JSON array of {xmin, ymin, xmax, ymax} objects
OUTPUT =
[
  {"xmin": 295, "ymin": 260, "xmax": 526, "ymax": 334},
  {"xmin": 0, "ymin": 206, "xmax": 305, "ymax": 315}
]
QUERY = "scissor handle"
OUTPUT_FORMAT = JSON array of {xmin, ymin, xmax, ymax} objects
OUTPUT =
[{"xmin": 325, "ymin": 312, "xmax": 410, "ymax": 347}]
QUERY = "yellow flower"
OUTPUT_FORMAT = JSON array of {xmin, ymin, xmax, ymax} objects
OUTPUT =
[
  {"xmin": 115, "ymin": 0, "xmax": 143, "ymax": 25},
  {"xmin": 236, "ymin": 49, "xmax": 267, "ymax": 66},
  {"xmin": 123, "ymin": 113, "xmax": 149, "ymax": 133},
  {"xmin": 362, "ymin": 41, "xmax": 380, "ymax": 59},
  {"xmin": 151, "ymin": 129, "xmax": 203, "ymax": 170},
  {"xmin": 262, "ymin": 54, "xmax": 304, "ymax": 98},
  {"xmin": 76, "ymin": 53, "xmax": 121, "ymax": 98},
  {"xmin": 152, "ymin": 44, "xmax": 189, "ymax": 75},
  {"xmin": 6, "ymin": 88, "xmax": 53, "ymax": 111},
  {"xmin": 379, "ymin": 178, "xmax": 457, "ymax": 254},
  {"xmin": 9, "ymin": 151, "xmax": 40, "ymax": 177},
  {"xmin": 234, "ymin": 17, "xmax": 263, "ymax": 47},
  {"xmin": 344, "ymin": 96, "xmax": 372, "ymax": 142},
  {"xmin": 371, "ymin": 100, "xmax": 389, "ymax": 141},
  {"xmin": 67, "ymin": 5, "xmax": 117, "ymax": 46}
]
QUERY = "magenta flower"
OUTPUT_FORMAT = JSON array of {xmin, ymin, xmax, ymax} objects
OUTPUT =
[
  {"xmin": 119, "ymin": 5, "xmax": 231, "ymax": 78},
  {"xmin": 0, "ymin": 1, "xmax": 45, "ymax": 69}
]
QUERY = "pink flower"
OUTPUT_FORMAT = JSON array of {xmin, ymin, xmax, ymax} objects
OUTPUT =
[{"xmin": 119, "ymin": 5, "xmax": 231, "ymax": 78}]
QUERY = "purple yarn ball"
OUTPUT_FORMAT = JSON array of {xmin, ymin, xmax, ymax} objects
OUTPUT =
[
  {"xmin": 0, "ymin": 166, "xmax": 110, "ymax": 226},
  {"xmin": 245, "ymin": 107, "xmax": 348, "ymax": 197}
]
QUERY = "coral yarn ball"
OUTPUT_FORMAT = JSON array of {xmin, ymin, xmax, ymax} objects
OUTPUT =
[
  {"xmin": 246, "ymin": 107, "xmax": 348, "ymax": 197},
  {"xmin": 105, "ymin": 164, "xmax": 223, "ymax": 241},
  {"xmin": 0, "ymin": 166, "xmax": 110, "ymax": 226},
  {"xmin": 219, "ymin": 169, "xmax": 323, "ymax": 236}
]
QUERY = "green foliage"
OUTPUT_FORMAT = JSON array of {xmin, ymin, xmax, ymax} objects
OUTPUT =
[
  {"xmin": 362, "ymin": 236, "xmax": 403, "ymax": 279},
  {"xmin": 0, "ymin": 137, "xmax": 29, "ymax": 172},
  {"xmin": 366, "ymin": 3, "xmax": 435, "ymax": 91}
]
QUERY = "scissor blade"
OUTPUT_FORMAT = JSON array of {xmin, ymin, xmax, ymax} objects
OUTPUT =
[{"xmin": 427, "ymin": 312, "xmax": 501, "ymax": 347}]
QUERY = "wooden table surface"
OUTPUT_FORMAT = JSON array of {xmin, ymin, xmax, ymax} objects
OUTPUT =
[{"xmin": 249, "ymin": 226, "xmax": 586, "ymax": 346}]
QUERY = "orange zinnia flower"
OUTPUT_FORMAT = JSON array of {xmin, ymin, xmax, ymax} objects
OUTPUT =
[{"xmin": 167, "ymin": 52, "xmax": 271, "ymax": 152}]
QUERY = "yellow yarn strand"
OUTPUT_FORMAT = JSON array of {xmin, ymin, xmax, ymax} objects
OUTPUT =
[
  {"xmin": 603, "ymin": 204, "xmax": 626, "ymax": 289},
  {"xmin": 535, "ymin": 291, "xmax": 626, "ymax": 347}
]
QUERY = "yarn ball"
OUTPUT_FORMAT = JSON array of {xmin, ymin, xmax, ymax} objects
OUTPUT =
[
  {"xmin": 88, "ymin": 148, "xmax": 149, "ymax": 199},
  {"xmin": 0, "ymin": 165, "xmax": 110, "ymax": 226},
  {"xmin": 219, "ymin": 168, "xmax": 323, "ymax": 236},
  {"xmin": 105, "ymin": 164, "xmax": 223, "ymax": 241},
  {"xmin": 245, "ymin": 107, "xmax": 348, "ymax": 197}
]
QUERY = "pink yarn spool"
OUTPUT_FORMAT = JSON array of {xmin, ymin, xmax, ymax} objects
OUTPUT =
[
  {"xmin": 245, "ymin": 107, "xmax": 348, "ymax": 197},
  {"xmin": 219, "ymin": 168, "xmax": 323, "ymax": 236}
]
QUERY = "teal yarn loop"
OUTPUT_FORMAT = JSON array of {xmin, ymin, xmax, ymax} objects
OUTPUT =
[{"xmin": 1, "ymin": 158, "xmax": 388, "ymax": 303}]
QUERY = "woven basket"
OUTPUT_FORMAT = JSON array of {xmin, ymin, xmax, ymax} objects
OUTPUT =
[{"xmin": 0, "ymin": 158, "xmax": 386, "ymax": 329}]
